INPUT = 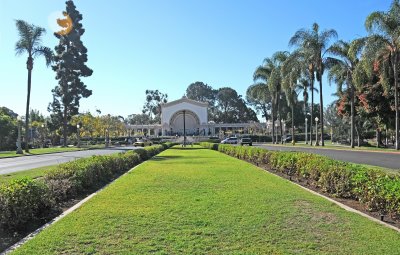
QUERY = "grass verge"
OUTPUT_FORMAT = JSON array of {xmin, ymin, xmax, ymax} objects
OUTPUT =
[
  {"xmin": 0, "ymin": 147, "xmax": 85, "ymax": 158},
  {"xmin": 0, "ymin": 166, "xmax": 55, "ymax": 184},
  {"xmin": 11, "ymin": 146, "xmax": 400, "ymax": 254}
]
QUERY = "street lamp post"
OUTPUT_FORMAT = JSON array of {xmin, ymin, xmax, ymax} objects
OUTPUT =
[
  {"xmin": 267, "ymin": 120, "xmax": 271, "ymax": 143},
  {"xmin": 275, "ymin": 122, "xmax": 278, "ymax": 144},
  {"xmin": 77, "ymin": 123, "xmax": 81, "ymax": 148},
  {"xmin": 326, "ymin": 121, "xmax": 333, "ymax": 145},
  {"xmin": 16, "ymin": 116, "xmax": 23, "ymax": 154},
  {"xmin": 105, "ymin": 128, "xmax": 109, "ymax": 148},
  {"xmin": 315, "ymin": 117, "xmax": 319, "ymax": 146},
  {"xmin": 283, "ymin": 122, "xmax": 286, "ymax": 144},
  {"xmin": 183, "ymin": 110, "xmax": 186, "ymax": 147},
  {"xmin": 305, "ymin": 118, "xmax": 308, "ymax": 144},
  {"xmin": 41, "ymin": 123, "xmax": 45, "ymax": 148}
]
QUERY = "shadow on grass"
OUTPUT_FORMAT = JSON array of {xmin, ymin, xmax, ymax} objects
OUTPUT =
[
  {"xmin": 151, "ymin": 155, "xmax": 184, "ymax": 161},
  {"xmin": 169, "ymin": 147, "xmax": 208, "ymax": 150}
]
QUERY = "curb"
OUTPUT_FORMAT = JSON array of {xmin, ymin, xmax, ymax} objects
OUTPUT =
[{"xmin": 1, "ymin": 160, "xmax": 148, "ymax": 255}]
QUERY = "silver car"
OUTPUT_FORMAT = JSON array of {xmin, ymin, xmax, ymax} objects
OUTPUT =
[{"xmin": 221, "ymin": 137, "xmax": 238, "ymax": 144}]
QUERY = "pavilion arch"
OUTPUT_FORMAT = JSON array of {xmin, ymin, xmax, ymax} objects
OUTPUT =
[{"xmin": 169, "ymin": 109, "xmax": 200, "ymax": 135}]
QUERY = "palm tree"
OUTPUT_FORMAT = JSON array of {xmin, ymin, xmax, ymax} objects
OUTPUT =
[
  {"xmin": 283, "ymin": 49, "xmax": 317, "ymax": 145},
  {"xmin": 365, "ymin": 0, "xmax": 400, "ymax": 150},
  {"xmin": 15, "ymin": 20, "xmax": 53, "ymax": 152},
  {"xmin": 289, "ymin": 23, "xmax": 338, "ymax": 146},
  {"xmin": 326, "ymin": 39, "xmax": 364, "ymax": 148},
  {"xmin": 288, "ymin": 49, "xmax": 317, "ymax": 145},
  {"xmin": 282, "ymin": 53, "xmax": 303, "ymax": 144},
  {"xmin": 253, "ymin": 51, "xmax": 288, "ymax": 144},
  {"xmin": 282, "ymin": 82, "xmax": 298, "ymax": 144},
  {"xmin": 254, "ymin": 60, "xmax": 275, "ymax": 143},
  {"xmin": 268, "ymin": 51, "xmax": 289, "ymax": 144}
]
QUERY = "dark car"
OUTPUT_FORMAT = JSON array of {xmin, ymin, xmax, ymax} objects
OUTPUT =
[{"xmin": 240, "ymin": 137, "xmax": 252, "ymax": 146}]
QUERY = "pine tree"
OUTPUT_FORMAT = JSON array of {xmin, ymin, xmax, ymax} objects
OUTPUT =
[{"xmin": 49, "ymin": 0, "xmax": 93, "ymax": 146}]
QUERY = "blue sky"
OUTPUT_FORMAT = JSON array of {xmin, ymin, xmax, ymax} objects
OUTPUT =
[{"xmin": 0, "ymin": 0, "xmax": 391, "ymax": 119}]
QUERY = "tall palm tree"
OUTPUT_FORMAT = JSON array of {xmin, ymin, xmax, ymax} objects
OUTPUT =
[
  {"xmin": 282, "ymin": 52, "xmax": 303, "ymax": 144},
  {"xmin": 254, "ymin": 59, "xmax": 275, "ymax": 143},
  {"xmin": 289, "ymin": 49, "xmax": 317, "ymax": 145},
  {"xmin": 283, "ymin": 49, "xmax": 316, "ymax": 145},
  {"xmin": 326, "ymin": 39, "xmax": 364, "ymax": 148},
  {"xmin": 15, "ymin": 20, "xmax": 53, "ymax": 152},
  {"xmin": 296, "ymin": 78, "xmax": 318, "ymax": 144},
  {"xmin": 268, "ymin": 51, "xmax": 289, "ymax": 144},
  {"xmin": 282, "ymin": 80, "xmax": 298, "ymax": 144},
  {"xmin": 289, "ymin": 23, "xmax": 338, "ymax": 146},
  {"xmin": 253, "ymin": 51, "xmax": 288, "ymax": 144},
  {"xmin": 365, "ymin": 0, "xmax": 400, "ymax": 150},
  {"xmin": 295, "ymin": 78, "xmax": 318, "ymax": 118}
]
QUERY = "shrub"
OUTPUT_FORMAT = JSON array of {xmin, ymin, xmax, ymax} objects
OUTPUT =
[
  {"xmin": 318, "ymin": 164, "xmax": 354, "ymax": 198},
  {"xmin": 199, "ymin": 142, "xmax": 219, "ymax": 150},
  {"xmin": 0, "ymin": 178, "xmax": 55, "ymax": 230}
]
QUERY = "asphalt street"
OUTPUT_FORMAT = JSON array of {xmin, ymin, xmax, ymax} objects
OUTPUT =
[
  {"xmin": 255, "ymin": 144, "xmax": 400, "ymax": 170},
  {"xmin": 0, "ymin": 146, "xmax": 140, "ymax": 175}
]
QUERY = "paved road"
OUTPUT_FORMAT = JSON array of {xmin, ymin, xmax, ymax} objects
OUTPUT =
[
  {"xmin": 0, "ymin": 147, "xmax": 140, "ymax": 175},
  {"xmin": 255, "ymin": 144, "xmax": 400, "ymax": 170}
]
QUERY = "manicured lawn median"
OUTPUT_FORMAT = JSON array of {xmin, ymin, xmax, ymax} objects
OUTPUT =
[{"xmin": 11, "ymin": 146, "xmax": 400, "ymax": 254}]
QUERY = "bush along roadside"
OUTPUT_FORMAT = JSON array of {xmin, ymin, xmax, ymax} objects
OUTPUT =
[
  {"xmin": 199, "ymin": 142, "xmax": 400, "ymax": 222},
  {"xmin": 0, "ymin": 143, "xmax": 173, "ymax": 231}
]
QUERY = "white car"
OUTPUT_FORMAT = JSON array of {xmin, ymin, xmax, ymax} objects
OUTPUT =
[{"xmin": 221, "ymin": 137, "xmax": 238, "ymax": 144}]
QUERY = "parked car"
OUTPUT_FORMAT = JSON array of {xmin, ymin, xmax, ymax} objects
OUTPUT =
[
  {"xmin": 133, "ymin": 139, "xmax": 152, "ymax": 147},
  {"xmin": 283, "ymin": 135, "xmax": 292, "ymax": 143},
  {"xmin": 221, "ymin": 137, "xmax": 238, "ymax": 144},
  {"xmin": 240, "ymin": 137, "xmax": 252, "ymax": 146}
]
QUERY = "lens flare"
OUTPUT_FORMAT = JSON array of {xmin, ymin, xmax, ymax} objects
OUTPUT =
[{"xmin": 48, "ymin": 11, "xmax": 73, "ymax": 35}]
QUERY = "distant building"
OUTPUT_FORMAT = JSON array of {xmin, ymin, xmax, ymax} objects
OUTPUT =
[{"xmin": 127, "ymin": 96, "xmax": 265, "ymax": 137}]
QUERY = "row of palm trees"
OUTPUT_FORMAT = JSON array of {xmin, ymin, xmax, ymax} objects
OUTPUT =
[{"xmin": 253, "ymin": 0, "xmax": 400, "ymax": 150}]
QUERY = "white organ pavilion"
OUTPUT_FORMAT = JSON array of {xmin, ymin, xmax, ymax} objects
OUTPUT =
[{"xmin": 127, "ymin": 96, "xmax": 266, "ymax": 137}]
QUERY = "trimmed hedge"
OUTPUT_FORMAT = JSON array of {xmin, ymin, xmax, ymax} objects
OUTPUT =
[
  {"xmin": 0, "ymin": 143, "xmax": 173, "ymax": 230},
  {"xmin": 199, "ymin": 142, "xmax": 219, "ymax": 150},
  {"xmin": 201, "ymin": 142, "xmax": 400, "ymax": 219}
]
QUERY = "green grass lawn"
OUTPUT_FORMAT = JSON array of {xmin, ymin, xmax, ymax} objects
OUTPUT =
[
  {"xmin": 11, "ymin": 146, "xmax": 400, "ymax": 254},
  {"xmin": 0, "ymin": 144, "xmax": 123, "ymax": 159},
  {"xmin": 0, "ymin": 166, "xmax": 55, "ymax": 184},
  {"xmin": 0, "ymin": 147, "xmax": 84, "ymax": 158},
  {"xmin": 0, "ymin": 151, "xmax": 24, "ymax": 158}
]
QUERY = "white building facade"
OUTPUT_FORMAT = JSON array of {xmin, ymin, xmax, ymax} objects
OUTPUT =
[
  {"xmin": 127, "ymin": 97, "xmax": 266, "ymax": 137},
  {"xmin": 160, "ymin": 97, "xmax": 208, "ymax": 136}
]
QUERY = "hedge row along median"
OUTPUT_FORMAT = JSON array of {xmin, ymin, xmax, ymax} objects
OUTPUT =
[
  {"xmin": 0, "ymin": 143, "xmax": 173, "ymax": 231},
  {"xmin": 200, "ymin": 142, "xmax": 400, "ymax": 222}
]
